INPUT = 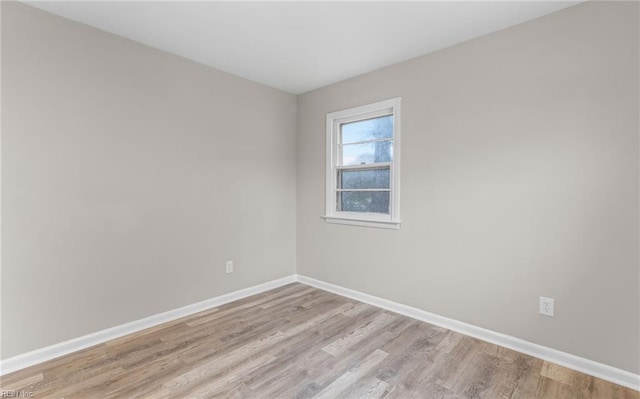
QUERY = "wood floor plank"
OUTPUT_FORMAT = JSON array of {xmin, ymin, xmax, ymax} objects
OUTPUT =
[
  {"xmin": 243, "ymin": 312, "xmax": 369, "ymax": 396},
  {"xmin": 2, "ymin": 283, "xmax": 637, "ymax": 399},
  {"xmin": 312, "ymin": 349, "xmax": 389, "ymax": 399},
  {"xmin": 0, "ymin": 372, "xmax": 43, "ymax": 391},
  {"xmin": 338, "ymin": 375, "xmax": 390, "ymax": 399},
  {"xmin": 163, "ymin": 331, "xmax": 287, "ymax": 392},
  {"xmin": 322, "ymin": 312, "xmax": 396, "ymax": 357},
  {"xmin": 255, "ymin": 306, "xmax": 381, "ymax": 394},
  {"xmin": 482, "ymin": 352, "xmax": 541, "ymax": 399}
]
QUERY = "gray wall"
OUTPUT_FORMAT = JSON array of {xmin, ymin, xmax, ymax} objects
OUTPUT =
[
  {"xmin": 297, "ymin": 1, "xmax": 639, "ymax": 374},
  {"xmin": 1, "ymin": 2, "xmax": 297, "ymax": 359}
]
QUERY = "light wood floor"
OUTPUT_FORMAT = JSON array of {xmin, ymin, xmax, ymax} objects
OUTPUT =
[{"xmin": 1, "ymin": 283, "xmax": 638, "ymax": 398}]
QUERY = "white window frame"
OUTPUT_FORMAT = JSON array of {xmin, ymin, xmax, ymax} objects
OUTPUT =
[{"xmin": 323, "ymin": 97, "xmax": 401, "ymax": 229}]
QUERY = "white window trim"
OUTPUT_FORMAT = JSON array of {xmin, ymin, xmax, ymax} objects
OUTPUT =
[{"xmin": 323, "ymin": 97, "xmax": 401, "ymax": 230}]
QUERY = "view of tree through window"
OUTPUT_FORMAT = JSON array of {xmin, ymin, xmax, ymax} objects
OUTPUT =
[{"xmin": 337, "ymin": 115, "xmax": 393, "ymax": 213}]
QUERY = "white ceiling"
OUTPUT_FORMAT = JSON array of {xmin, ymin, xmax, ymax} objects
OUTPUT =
[{"xmin": 25, "ymin": 1, "xmax": 580, "ymax": 94}]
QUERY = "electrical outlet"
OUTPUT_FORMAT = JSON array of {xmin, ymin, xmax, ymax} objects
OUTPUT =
[
  {"xmin": 225, "ymin": 260, "xmax": 234, "ymax": 274},
  {"xmin": 539, "ymin": 296, "xmax": 554, "ymax": 317}
]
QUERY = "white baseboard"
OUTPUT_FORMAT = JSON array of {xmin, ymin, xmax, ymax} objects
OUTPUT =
[
  {"xmin": 0, "ymin": 275, "xmax": 297, "ymax": 376},
  {"xmin": 296, "ymin": 274, "xmax": 640, "ymax": 392},
  {"xmin": 2, "ymin": 273, "xmax": 638, "ymax": 392}
]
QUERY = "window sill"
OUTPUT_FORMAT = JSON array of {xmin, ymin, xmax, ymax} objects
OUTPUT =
[{"xmin": 322, "ymin": 215, "xmax": 401, "ymax": 230}]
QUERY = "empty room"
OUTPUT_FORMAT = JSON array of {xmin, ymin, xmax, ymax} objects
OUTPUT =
[{"xmin": 1, "ymin": 1, "xmax": 638, "ymax": 398}]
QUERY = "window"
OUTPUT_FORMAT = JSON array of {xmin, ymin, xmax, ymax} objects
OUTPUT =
[{"xmin": 324, "ymin": 98, "xmax": 401, "ymax": 229}]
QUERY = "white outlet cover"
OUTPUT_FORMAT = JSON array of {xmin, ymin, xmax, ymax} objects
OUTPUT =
[
  {"xmin": 539, "ymin": 296, "xmax": 554, "ymax": 317},
  {"xmin": 225, "ymin": 260, "xmax": 233, "ymax": 274}
]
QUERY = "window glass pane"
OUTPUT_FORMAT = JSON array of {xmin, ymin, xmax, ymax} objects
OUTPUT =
[
  {"xmin": 339, "ymin": 168, "xmax": 390, "ymax": 189},
  {"xmin": 338, "ymin": 191, "xmax": 390, "ymax": 214},
  {"xmin": 341, "ymin": 115, "xmax": 393, "ymax": 144},
  {"xmin": 341, "ymin": 141, "xmax": 392, "ymax": 165}
]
